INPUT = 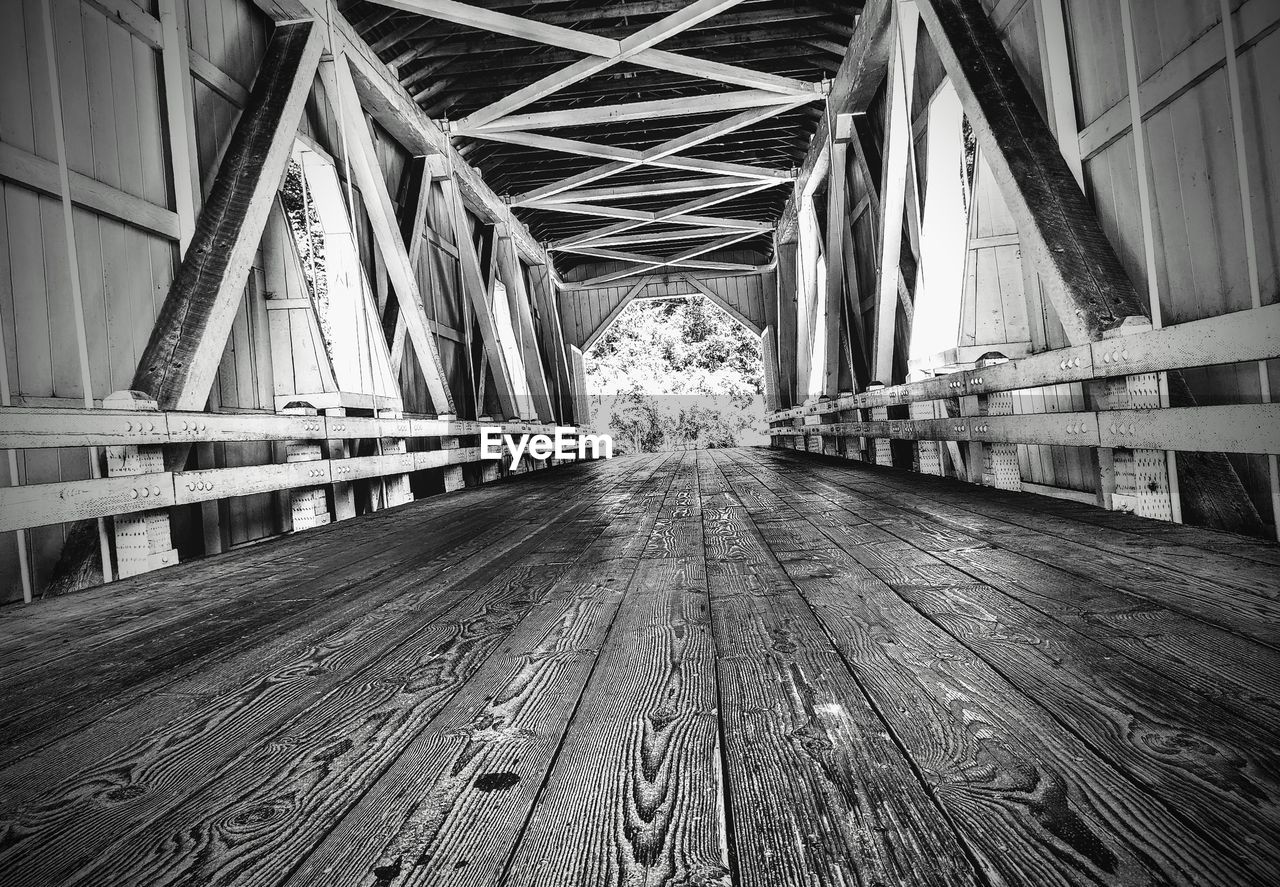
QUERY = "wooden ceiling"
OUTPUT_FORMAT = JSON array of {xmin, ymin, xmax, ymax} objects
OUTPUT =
[{"xmin": 337, "ymin": 1, "xmax": 862, "ymax": 277}]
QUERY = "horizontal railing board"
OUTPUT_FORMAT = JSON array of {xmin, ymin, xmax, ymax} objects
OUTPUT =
[
  {"xmin": 0, "ymin": 472, "xmax": 174, "ymax": 532},
  {"xmin": 773, "ymin": 404, "xmax": 1280, "ymax": 455},
  {"xmin": 768, "ymin": 303, "xmax": 1280, "ymax": 420},
  {"xmin": 0, "ymin": 406, "xmax": 584, "ymax": 451},
  {"xmin": 174, "ymin": 461, "xmax": 332, "ymax": 505}
]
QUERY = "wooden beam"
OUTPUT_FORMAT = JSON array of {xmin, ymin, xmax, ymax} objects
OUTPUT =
[
  {"xmin": 573, "ymin": 231, "xmax": 759, "ymax": 286},
  {"xmin": 915, "ymin": 0, "xmax": 1147, "ymax": 341},
  {"xmin": 328, "ymin": 54, "xmax": 455, "ymax": 414},
  {"xmin": 463, "ymin": 129, "xmax": 795, "ymax": 183},
  {"xmin": 777, "ymin": 0, "xmax": 894, "ymax": 242},
  {"xmin": 527, "ymin": 261, "xmax": 574, "ymax": 421},
  {"xmin": 158, "ymin": 0, "xmax": 200, "ymax": 250},
  {"xmin": 528, "ymin": 176, "xmax": 761, "ymax": 205},
  {"xmin": 133, "ymin": 21, "xmax": 324, "ymax": 411},
  {"xmin": 570, "ymin": 226, "xmax": 746, "ymax": 248},
  {"xmin": 367, "ymin": 0, "xmax": 819, "ymax": 112},
  {"xmin": 432, "ymin": 156, "xmax": 521, "ymax": 419},
  {"xmin": 453, "ymin": 89, "xmax": 815, "ymax": 135},
  {"xmin": 462, "ymin": 0, "xmax": 750, "ymax": 127},
  {"xmin": 251, "ymin": 0, "xmax": 548, "ymax": 267},
  {"xmin": 775, "ymin": 238, "xmax": 799, "ymax": 409},
  {"xmin": 0, "ymin": 142, "xmax": 179, "ymax": 241},
  {"xmin": 515, "ymin": 101, "xmax": 803, "ymax": 204},
  {"xmin": 496, "ymin": 230, "xmax": 555, "ymax": 420},
  {"xmin": 566, "ymin": 245, "xmax": 756, "ymax": 272},
  {"xmin": 919, "ymin": 0, "xmax": 1262, "ymax": 533},
  {"xmin": 871, "ymin": 1, "xmax": 918, "ymax": 385},
  {"xmin": 681, "ymin": 272, "xmax": 763, "ymax": 335},
  {"xmin": 390, "ymin": 157, "xmax": 434, "ymax": 375},
  {"xmin": 580, "ymin": 277, "xmax": 651, "ymax": 351},
  {"xmin": 822, "ymin": 115, "xmax": 851, "ymax": 396},
  {"xmin": 552, "ymin": 181, "xmax": 776, "ymax": 249}
]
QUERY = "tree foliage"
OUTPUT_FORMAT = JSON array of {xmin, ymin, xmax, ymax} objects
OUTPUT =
[{"xmin": 586, "ymin": 296, "xmax": 766, "ymax": 453}]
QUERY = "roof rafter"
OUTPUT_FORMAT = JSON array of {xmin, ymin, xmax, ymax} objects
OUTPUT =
[
  {"xmin": 514, "ymin": 101, "xmax": 801, "ymax": 205},
  {"xmin": 364, "ymin": 0, "xmax": 823, "ymax": 130},
  {"xmin": 451, "ymin": 88, "xmax": 814, "ymax": 135},
  {"xmin": 571, "ymin": 230, "xmax": 762, "ymax": 286}
]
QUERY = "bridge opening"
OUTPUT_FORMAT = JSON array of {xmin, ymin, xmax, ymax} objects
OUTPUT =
[{"xmin": 585, "ymin": 293, "xmax": 767, "ymax": 452}]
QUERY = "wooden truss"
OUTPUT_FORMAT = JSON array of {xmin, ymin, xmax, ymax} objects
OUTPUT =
[{"xmin": 368, "ymin": 0, "xmax": 827, "ymax": 279}]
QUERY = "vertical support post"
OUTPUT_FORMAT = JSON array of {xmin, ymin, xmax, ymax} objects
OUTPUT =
[
  {"xmin": 437, "ymin": 413, "xmax": 466, "ymax": 492},
  {"xmin": 1218, "ymin": 0, "xmax": 1280, "ymax": 538},
  {"xmin": 761, "ymin": 327, "xmax": 781, "ymax": 413},
  {"xmin": 872, "ymin": 0, "xmax": 919, "ymax": 385},
  {"xmin": 911, "ymin": 398, "xmax": 944, "ymax": 475},
  {"xmin": 158, "ymin": 0, "xmax": 200, "ymax": 249},
  {"xmin": 478, "ymin": 415, "xmax": 501, "ymax": 483},
  {"xmin": 1118, "ymin": 0, "xmax": 1182, "ymax": 524},
  {"xmin": 40, "ymin": 0, "xmax": 115, "ymax": 583},
  {"xmin": 958, "ymin": 389, "xmax": 984, "ymax": 485},
  {"xmin": 322, "ymin": 407, "xmax": 357, "ymax": 520},
  {"xmin": 775, "ymin": 239, "xmax": 799, "ymax": 409},
  {"xmin": 865, "ymin": 383, "xmax": 892, "ymax": 466},
  {"xmin": 102, "ymin": 391, "xmax": 178, "ymax": 578},
  {"xmin": 0, "ymin": 275, "xmax": 33, "ymax": 602},
  {"xmin": 195, "ymin": 442, "xmax": 227, "ymax": 555},
  {"xmin": 1097, "ymin": 317, "xmax": 1178, "ymax": 521},
  {"xmin": 822, "ymin": 114, "xmax": 853, "ymax": 397},
  {"xmin": 1035, "ymin": 0, "xmax": 1083, "ymax": 187},
  {"xmin": 839, "ymin": 394, "xmax": 866, "ymax": 462},
  {"xmin": 378, "ymin": 408, "xmax": 414, "ymax": 507},
  {"xmin": 569, "ymin": 346, "xmax": 590, "ymax": 428},
  {"xmin": 796, "ymin": 197, "xmax": 821, "ymax": 402},
  {"xmin": 972, "ymin": 357, "xmax": 1020, "ymax": 490},
  {"xmin": 281, "ymin": 404, "xmax": 330, "ymax": 531}
]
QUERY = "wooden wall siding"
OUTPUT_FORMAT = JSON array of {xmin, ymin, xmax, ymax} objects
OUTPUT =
[
  {"xmin": 1059, "ymin": 0, "xmax": 1280, "ymax": 515},
  {"xmin": 1, "ymin": 0, "xmax": 167, "ymax": 209},
  {"xmin": 185, "ymin": 0, "xmax": 266, "ymax": 92}
]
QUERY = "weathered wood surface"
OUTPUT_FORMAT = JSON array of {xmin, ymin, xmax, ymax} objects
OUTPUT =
[{"xmin": 0, "ymin": 448, "xmax": 1277, "ymax": 886}]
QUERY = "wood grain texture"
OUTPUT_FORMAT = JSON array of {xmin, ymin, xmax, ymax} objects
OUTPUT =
[
  {"xmin": 2, "ymin": 448, "xmax": 1278, "ymax": 886},
  {"xmin": 700, "ymin": 452, "xmax": 976, "ymax": 887}
]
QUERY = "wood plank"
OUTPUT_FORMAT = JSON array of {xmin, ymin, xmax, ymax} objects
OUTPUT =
[
  {"xmin": 726, "ymin": 448, "xmax": 1263, "ymax": 886},
  {"xmin": 133, "ymin": 21, "xmax": 323, "ymax": 410},
  {"xmin": 766, "ymin": 451, "xmax": 1280, "ymax": 645},
  {"xmin": 700, "ymin": 452, "xmax": 977, "ymax": 886},
  {"xmin": 0, "ymin": 458, "xmax": 654, "ymax": 763},
  {"xmin": 279, "ymin": 454, "xmax": 680, "ymax": 886},
  {"xmin": 500, "ymin": 457, "xmax": 731, "ymax": 886},
  {"xmin": 0, "ymin": 458, "xmax": 664, "ymax": 887}
]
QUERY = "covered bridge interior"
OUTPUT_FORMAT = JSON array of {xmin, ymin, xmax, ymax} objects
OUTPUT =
[{"xmin": 1, "ymin": 0, "xmax": 1279, "ymax": 884}]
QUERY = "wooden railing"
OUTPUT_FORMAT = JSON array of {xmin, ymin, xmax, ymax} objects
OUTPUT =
[
  {"xmin": 767, "ymin": 304, "xmax": 1280, "ymax": 521},
  {"xmin": 0, "ymin": 397, "xmax": 591, "ymax": 588}
]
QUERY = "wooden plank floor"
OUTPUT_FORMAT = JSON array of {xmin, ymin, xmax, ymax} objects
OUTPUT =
[{"xmin": 1, "ymin": 447, "xmax": 1278, "ymax": 886}]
